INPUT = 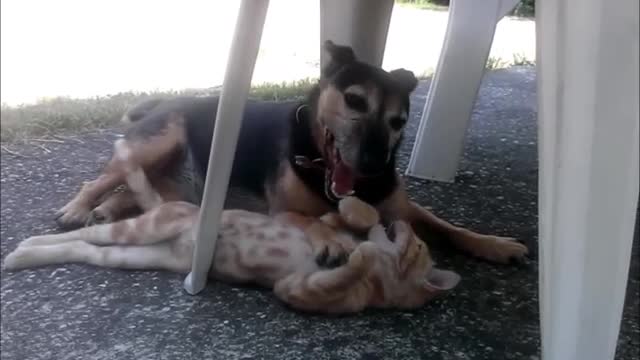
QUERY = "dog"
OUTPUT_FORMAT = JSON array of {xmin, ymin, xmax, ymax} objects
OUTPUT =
[
  {"xmin": 4, "ymin": 141, "xmax": 460, "ymax": 314},
  {"xmin": 54, "ymin": 40, "xmax": 528, "ymax": 264}
]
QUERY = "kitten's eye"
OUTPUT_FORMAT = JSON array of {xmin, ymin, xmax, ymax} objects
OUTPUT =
[
  {"xmin": 344, "ymin": 93, "xmax": 368, "ymax": 112},
  {"xmin": 389, "ymin": 116, "xmax": 407, "ymax": 131}
]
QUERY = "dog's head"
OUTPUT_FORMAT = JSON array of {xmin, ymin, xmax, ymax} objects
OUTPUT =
[{"xmin": 313, "ymin": 41, "xmax": 418, "ymax": 199}]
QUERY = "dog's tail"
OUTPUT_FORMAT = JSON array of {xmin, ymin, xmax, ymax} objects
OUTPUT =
[
  {"xmin": 113, "ymin": 139, "xmax": 164, "ymax": 210},
  {"xmin": 121, "ymin": 98, "xmax": 165, "ymax": 124}
]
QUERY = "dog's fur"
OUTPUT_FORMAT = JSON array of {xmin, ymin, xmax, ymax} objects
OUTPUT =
[
  {"xmin": 54, "ymin": 40, "xmax": 528, "ymax": 264},
  {"xmin": 4, "ymin": 141, "xmax": 460, "ymax": 314}
]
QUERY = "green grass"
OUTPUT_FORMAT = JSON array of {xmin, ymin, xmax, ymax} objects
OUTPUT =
[
  {"xmin": 395, "ymin": 0, "xmax": 535, "ymax": 17},
  {"xmin": 512, "ymin": 53, "xmax": 536, "ymax": 66},
  {"xmin": 0, "ymin": 78, "xmax": 317, "ymax": 143},
  {"xmin": 0, "ymin": 59, "xmax": 534, "ymax": 144},
  {"xmin": 395, "ymin": 0, "xmax": 448, "ymax": 12},
  {"xmin": 486, "ymin": 54, "xmax": 536, "ymax": 70}
]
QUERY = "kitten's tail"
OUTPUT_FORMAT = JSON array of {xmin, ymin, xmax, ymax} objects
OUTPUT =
[
  {"xmin": 114, "ymin": 139, "xmax": 164, "ymax": 210},
  {"xmin": 121, "ymin": 98, "xmax": 165, "ymax": 124}
]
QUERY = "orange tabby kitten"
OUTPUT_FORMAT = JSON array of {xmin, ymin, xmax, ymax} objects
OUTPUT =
[{"xmin": 3, "ymin": 141, "xmax": 459, "ymax": 314}]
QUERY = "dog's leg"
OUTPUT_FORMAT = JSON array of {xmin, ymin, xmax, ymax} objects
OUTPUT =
[
  {"xmin": 87, "ymin": 175, "xmax": 184, "ymax": 227},
  {"xmin": 56, "ymin": 171, "xmax": 124, "ymax": 229},
  {"xmin": 84, "ymin": 138, "xmax": 163, "ymax": 226},
  {"xmin": 86, "ymin": 189, "xmax": 140, "ymax": 226},
  {"xmin": 3, "ymin": 241, "xmax": 189, "ymax": 273},
  {"xmin": 56, "ymin": 115, "xmax": 187, "ymax": 229},
  {"xmin": 379, "ymin": 184, "xmax": 528, "ymax": 264},
  {"xmin": 406, "ymin": 201, "xmax": 528, "ymax": 263}
]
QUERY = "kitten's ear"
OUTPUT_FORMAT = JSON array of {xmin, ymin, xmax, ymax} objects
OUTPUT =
[
  {"xmin": 367, "ymin": 224, "xmax": 390, "ymax": 244},
  {"xmin": 322, "ymin": 40, "xmax": 357, "ymax": 78},
  {"xmin": 388, "ymin": 221, "xmax": 414, "ymax": 274},
  {"xmin": 424, "ymin": 268, "xmax": 461, "ymax": 297}
]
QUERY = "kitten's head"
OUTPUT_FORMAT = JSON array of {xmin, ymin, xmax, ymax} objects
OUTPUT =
[{"xmin": 381, "ymin": 221, "xmax": 460, "ymax": 306}]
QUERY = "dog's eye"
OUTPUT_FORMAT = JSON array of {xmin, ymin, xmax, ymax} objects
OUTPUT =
[
  {"xmin": 344, "ymin": 93, "xmax": 368, "ymax": 113},
  {"xmin": 389, "ymin": 116, "xmax": 407, "ymax": 131}
]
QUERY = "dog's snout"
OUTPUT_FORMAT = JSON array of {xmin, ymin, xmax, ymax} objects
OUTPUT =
[
  {"xmin": 359, "ymin": 151, "xmax": 379, "ymax": 174},
  {"xmin": 358, "ymin": 127, "xmax": 389, "ymax": 175},
  {"xmin": 358, "ymin": 147, "xmax": 388, "ymax": 175}
]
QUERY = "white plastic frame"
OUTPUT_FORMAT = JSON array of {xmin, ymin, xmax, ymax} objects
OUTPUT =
[
  {"xmin": 183, "ymin": 0, "xmax": 270, "ymax": 295},
  {"xmin": 536, "ymin": 0, "xmax": 639, "ymax": 358},
  {"xmin": 405, "ymin": 0, "xmax": 521, "ymax": 182}
]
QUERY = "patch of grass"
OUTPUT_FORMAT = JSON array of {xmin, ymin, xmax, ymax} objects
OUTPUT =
[
  {"xmin": 248, "ymin": 78, "xmax": 316, "ymax": 101},
  {"xmin": 511, "ymin": 0, "xmax": 535, "ymax": 18},
  {"xmin": 395, "ymin": 0, "xmax": 448, "ymax": 11},
  {"xmin": 395, "ymin": 0, "xmax": 535, "ymax": 17},
  {"xmin": 486, "ymin": 54, "xmax": 536, "ymax": 70},
  {"xmin": 0, "ymin": 78, "xmax": 317, "ymax": 143},
  {"xmin": 512, "ymin": 53, "xmax": 535, "ymax": 66},
  {"xmin": 417, "ymin": 68, "xmax": 435, "ymax": 80},
  {"xmin": 485, "ymin": 57, "xmax": 510, "ymax": 70}
]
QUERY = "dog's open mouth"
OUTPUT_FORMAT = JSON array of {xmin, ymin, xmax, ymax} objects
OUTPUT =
[{"xmin": 324, "ymin": 129, "xmax": 356, "ymax": 199}]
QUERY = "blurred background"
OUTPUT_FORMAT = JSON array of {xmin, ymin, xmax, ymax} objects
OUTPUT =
[{"xmin": 0, "ymin": 0, "xmax": 535, "ymax": 106}]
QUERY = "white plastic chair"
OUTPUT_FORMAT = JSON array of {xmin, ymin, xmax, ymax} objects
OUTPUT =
[
  {"xmin": 536, "ymin": 0, "xmax": 638, "ymax": 358},
  {"xmin": 183, "ymin": 1, "xmax": 639, "ymax": 360},
  {"xmin": 182, "ymin": 0, "xmax": 270, "ymax": 294},
  {"xmin": 405, "ymin": 0, "xmax": 522, "ymax": 182}
]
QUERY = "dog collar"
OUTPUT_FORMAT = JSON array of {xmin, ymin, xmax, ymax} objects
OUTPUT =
[
  {"xmin": 290, "ymin": 103, "xmax": 349, "ymax": 205},
  {"xmin": 293, "ymin": 155, "xmax": 325, "ymax": 170}
]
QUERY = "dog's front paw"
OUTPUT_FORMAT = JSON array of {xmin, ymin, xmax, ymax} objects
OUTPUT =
[
  {"xmin": 467, "ymin": 234, "xmax": 529, "ymax": 264},
  {"xmin": 85, "ymin": 208, "xmax": 113, "ymax": 226},
  {"xmin": 55, "ymin": 202, "xmax": 91, "ymax": 229}
]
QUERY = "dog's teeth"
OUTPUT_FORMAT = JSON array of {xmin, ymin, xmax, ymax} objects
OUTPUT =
[
  {"xmin": 330, "ymin": 182, "xmax": 353, "ymax": 199},
  {"xmin": 330, "ymin": 182, "xmax": 344, "ymax": 198}
]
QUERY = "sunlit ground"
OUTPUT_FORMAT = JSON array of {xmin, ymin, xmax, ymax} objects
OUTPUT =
[{"xmin": 1, "ymin": 0, "xmax": 535, "ymax": 106}]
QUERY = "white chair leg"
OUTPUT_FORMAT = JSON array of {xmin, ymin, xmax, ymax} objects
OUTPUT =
[
  {"xmin": 537, "ymin": 0, "xmax": 639, "ymax": 357},
  {"xmin": 319, "ymin": 0, "xmax": 394, "ymax": 67},
  {"xmin": 183, "ymin": 0, "xmax": 270, "ymax": 295},
  {"xmin": 405, "ymin": 0, "xmax": 520, "ymax": 182}
]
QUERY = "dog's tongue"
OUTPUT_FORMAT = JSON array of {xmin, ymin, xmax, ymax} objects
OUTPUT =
[{"xmin": 332, "ymin": 161, "xmax": 355, "ymax": 196}]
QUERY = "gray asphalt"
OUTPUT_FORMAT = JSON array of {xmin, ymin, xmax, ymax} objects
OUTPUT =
[{"xmin": 1, "ymin": 67, "xmax": 638, "ymax": 360}]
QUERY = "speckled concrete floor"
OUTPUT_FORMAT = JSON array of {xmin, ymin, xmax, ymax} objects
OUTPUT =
[{"xmin": 1, "ymin": 68, "xmax": 638, "ymax": 360}]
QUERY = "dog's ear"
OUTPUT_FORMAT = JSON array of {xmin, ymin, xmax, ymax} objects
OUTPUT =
[
  {"xmin": 390, "ymin": 68, "xmax": 418, "ymax": 93},
  {"xmin": 322, "ymin": 40, "xmax": 357, "ymax": 77}
]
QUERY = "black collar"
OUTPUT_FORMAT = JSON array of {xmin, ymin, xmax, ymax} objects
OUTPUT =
[{"xmin": 288, "ymin": 104, "xmax": 324, "ymax": 171}]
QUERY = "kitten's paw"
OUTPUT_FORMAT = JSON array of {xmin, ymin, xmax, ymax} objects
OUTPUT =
[
  {"xmin": 3, "ymin": 248, "xmax": 34, "ymax": 270},
  {"xmin": 19, "ymin": 235, "xmax": 59, "ymax": 247},
  {"xmin": 337, "ymin": 197, "xmax": 379, "ymax": 231}
]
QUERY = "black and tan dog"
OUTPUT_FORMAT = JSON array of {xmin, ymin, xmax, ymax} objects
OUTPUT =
[{"xmin": 55, "ymin": 41, "xmax": 527, "ymax": 264}]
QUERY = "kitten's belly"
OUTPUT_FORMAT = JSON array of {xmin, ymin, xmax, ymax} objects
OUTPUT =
[{"xmin": 209, "ymin": 219, "xmax": 315, "ymax": 286}]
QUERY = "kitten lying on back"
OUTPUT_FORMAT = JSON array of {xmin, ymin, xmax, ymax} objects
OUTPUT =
[{"xmin": 3, "ymin": 140, "xmax": 460, "ymax": 314}]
